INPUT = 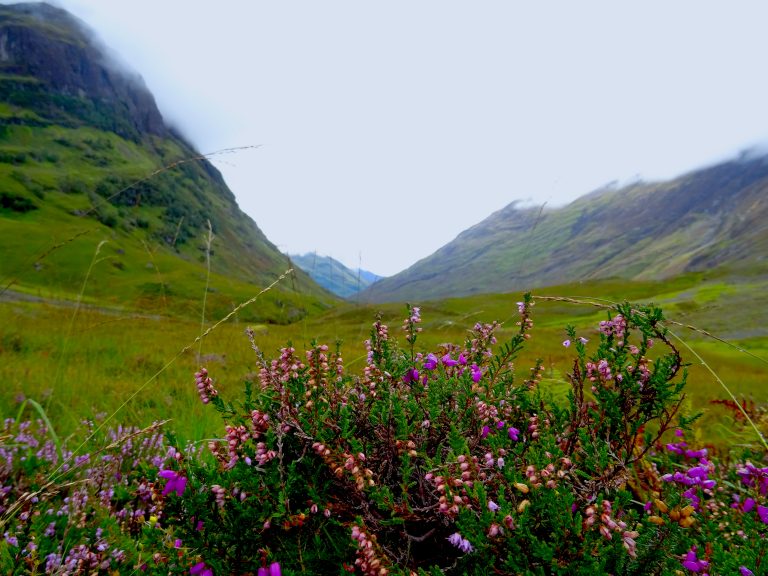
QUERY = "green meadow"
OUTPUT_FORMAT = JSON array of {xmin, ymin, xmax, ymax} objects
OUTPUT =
[{"xmin": 2, "ymin": 259, "xmax": 765, "ymax": 449}]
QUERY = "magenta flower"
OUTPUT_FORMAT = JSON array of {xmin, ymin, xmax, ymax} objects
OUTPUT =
[
  {"xmin": 190, "ymin": 562, "xmax": 213, "ymax": 576},
  {"xmin": 508, "ymin": 427, "xmax": 520, "ymax": 441},
  {"xmin": 681, "ymin": 547, "xmax": 709, "ymax": 572},
  {"xmin": 441, "ymin": 353, "xmax": 459, "ymax": 367},
  {"xmin": 158, "ymin": 469, "xmax": 187, "ymax": 497},
  {"xmin": 402, "ymin": 368, "xmax": 419, "ymax": 384},
  {"xmin": 423, "ymin": 353, "xmax": 439, "ymax": 370},
  {"xmin": 757, "ymin": 504, "xmax": 768, "ymax": 524},
  {"xmin": 740, "ymin": 567, "xmax": 755, "ymax": 576},
  {"xmin": 480, "ymin": 425, "xmax": 490, "ymax": 439},
  {"xmin": 257, "ymin": 563, "xmax": 282, "ymax": 576},
  {"xmin": 458, "ymin": 353, "xmax": 467, "ymax": 366},
  {"xmin": 470, "ymin": 363, "xmax": 482, "ymax": 383}
]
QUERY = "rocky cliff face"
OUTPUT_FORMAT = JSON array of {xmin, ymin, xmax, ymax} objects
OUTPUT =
[{"xmin": 0, "ymin": 2, "xmax": 166, "ymax": 139}]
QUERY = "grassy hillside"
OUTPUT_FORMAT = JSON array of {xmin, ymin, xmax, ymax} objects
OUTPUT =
[
  {"xmin": 363, "ymin": 155, "xmax": 768, "ymax": 302},
  {"xmin": 0, "ymin": 3, "xmax": 334, "ymax": 322}
]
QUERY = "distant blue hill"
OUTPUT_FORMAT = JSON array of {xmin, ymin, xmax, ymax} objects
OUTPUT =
[{"xmin": 290, "ymin": 253, "xmax": 382, "ymax": 299}]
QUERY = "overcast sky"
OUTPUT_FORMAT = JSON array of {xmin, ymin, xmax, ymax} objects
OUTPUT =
[{"xmin": 36, "ymin": 1, "xmax": 768, "ymax": 275}]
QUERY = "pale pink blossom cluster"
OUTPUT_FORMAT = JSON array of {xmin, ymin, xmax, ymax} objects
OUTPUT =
[
  {"xmin": 194, "ymin": 368, "xmax": 218, "ymax": 404},
  {"xmin": 599, "ymin": 314, "xmax": 628, "ymax": 344},
  {"xmin": 224, "ymin": 424, "xmax": 249, "ymax": 469},
  {"xmin": 584, "ymin": 500, "xmax": 639, "ymax": 557},
  {"xmin": 350, "ymin": 524, "xmax": 388, "ymax": 575}
]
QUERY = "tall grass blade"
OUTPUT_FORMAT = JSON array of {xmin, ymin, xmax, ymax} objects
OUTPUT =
[
  {"xmin": 668, "ymin": 328, "xmax": 768, "ymax": 451},
  {"xmin": 23, "ymin": 398, "xmax": 64, "ymax": 465},
  {"xmin": 198, "ymin": 220, "xmax": 214, "ymax": 363}
]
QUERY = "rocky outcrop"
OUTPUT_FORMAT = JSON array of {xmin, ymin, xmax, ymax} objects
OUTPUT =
[{"xmin": 0, "ymin": 2, "xmax": 166, "ymax": 139}]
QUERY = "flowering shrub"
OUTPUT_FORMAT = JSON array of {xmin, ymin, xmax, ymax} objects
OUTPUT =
[{"xmin": 1, "ymin": 296, "xmax": 766, "ymax": 574}]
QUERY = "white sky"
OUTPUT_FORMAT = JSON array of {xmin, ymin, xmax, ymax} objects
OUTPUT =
[{"xmin": 30, "ymin": 1, "xmax": 768, "ymax": 275}]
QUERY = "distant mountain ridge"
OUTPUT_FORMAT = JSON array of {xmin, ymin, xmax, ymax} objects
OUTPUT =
[
  {"xmin": 0, "ymin": 2, "xmax": 332, "ymax": 320},
  {"xmin": 362, "ymin": 153, "xmax": 768, "ymax": 302},
  {"xmin": 290, "ymin": 253, "xmax": 381, "ymax": 299}
]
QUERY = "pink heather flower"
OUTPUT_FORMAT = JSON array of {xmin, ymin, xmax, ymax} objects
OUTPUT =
[
  {"xmin": 458, "ymin": 353, "xmax": 467, "ymax": 365},
  {"xmin": 516, "ymin": 301, "xmax": 525, "ymax": 314},
  {"xmin": 174, "ymin": 539, "xmax": 182, "ymax": 548},
  {"xmin": 740, "ymin": 567, "xmax": 755, "ymax": 576},
  {"xmin": 508, "ymin": 427, "xmax": 520, "ymax": 441},
  {"xmin": 480, "ymin": 425, "xmax": 490, "ymax": 439},
  {"xmin": 488, "ymin": 500, "xmax": 500, "ymax": 512},
  {"xmin": 470, "ymin": 363, "xmax": 483, "ymax": 383},
  {"xmin": 158, "ymin": 469, "xmax": 187, "ymax": 497},
  {"xmin": 423, "ymin": 353, "xmax": 439, "ymax": 370}
]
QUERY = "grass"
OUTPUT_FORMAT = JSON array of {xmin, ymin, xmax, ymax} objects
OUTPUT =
[{"xmin": 2, "ymin": 270, "xmax": 765, "ymax": 449}]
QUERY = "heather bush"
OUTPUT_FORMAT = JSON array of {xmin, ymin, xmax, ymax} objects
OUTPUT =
[{"xmin": 1, "ymin": 296, "xmax": 766, "ymax": 575}]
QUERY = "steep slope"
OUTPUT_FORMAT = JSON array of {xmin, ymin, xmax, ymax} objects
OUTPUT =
[
  {"xmin": 0, "ymin": 2, "xmax": 333, "ymax": 321},
  {"xmin": 290, "ymin": 253, "xmax": 381, "ymax": 298},
  {"xmin": 363, "ymin": 154, "xmax": 768, "ymax": 302}
]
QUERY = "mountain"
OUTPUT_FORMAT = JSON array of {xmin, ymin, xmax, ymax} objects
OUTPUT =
[
  {"xmin": 362, "ymin": 153, "xmax": 768, "ymax": 302},
  {"xmin": 0, "ymin": 2, "xmax": 333, "ymax": 321},
  {"xmin": 290, "ymin": 253, "xmax": 381, "ymax": 299}
]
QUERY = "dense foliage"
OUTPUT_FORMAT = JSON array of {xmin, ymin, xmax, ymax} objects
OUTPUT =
[{"xmin": 1, "ymin": 297, "xmax": 766, "ymax": 574}]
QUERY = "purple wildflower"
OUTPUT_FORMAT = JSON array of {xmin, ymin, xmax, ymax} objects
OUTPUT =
[
  {"xmin": 740, "ymin": 567, "xmax": 755, "ymax": 576},
  {"xmin": 488, "ymin": 500, "xmax": 499, "ymax": 512},
  {"xmin": 681, "ymin": 547, "xmax": 709, "ymax": 572},
  {"xmin": 480, "ymin": 425, "xmax": 490, "ymax": 439},
  {"xmin": 423, "ymin": 353, "xmax": 439, "ymax": 370},
  {"xmin": 758, "ymin": 504, "xmax": 768, "ymax": 524},
  {"xmin": 447, "ymin": 532, "xmax": 473, "ymax": 553},
  {"xmin": 470, "ymin": 363, "xmax": 482, "ymax": 383},
  {"xmin": 190, "ymin": 562, "xmax": 213, "ymax": 576},
  {"xmin": 158, "ymin": 469, "xmax": 187, "ymax": 497},
  {"xmin": 403, "ymin": 368, "xmax": 419, "ymax": 384},
  {"xmin": 508, "ymin": 427, "xmax": 520, "ymax": 441},
  {"xmin": 562, "ymin": 339, "xmax": 571, "ymax": 348},
  {"xmin": 441, "ymin": 353, "xmax": 459, "ymax": 367}
]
